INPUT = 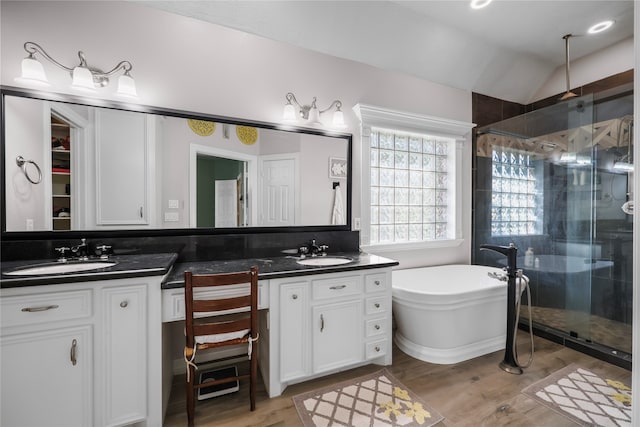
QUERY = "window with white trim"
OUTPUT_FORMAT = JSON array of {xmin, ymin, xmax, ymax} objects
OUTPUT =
[
  {"xmin": 354, "ymin": 104, "xmax": 474, "ymax": 250},
  {"xmin": 369, "ymin": 128, "xmax": 455, "ymax": 244}
]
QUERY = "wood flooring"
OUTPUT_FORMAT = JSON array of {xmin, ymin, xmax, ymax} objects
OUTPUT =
[{"xmin": 163, "ymin": 331, "xmax": 631, "ymax": 427}]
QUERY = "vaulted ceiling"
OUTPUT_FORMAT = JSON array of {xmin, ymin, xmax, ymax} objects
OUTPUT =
[{"xmin": 142, "ymin": 1, "xmax": 634, "ymax": 104}]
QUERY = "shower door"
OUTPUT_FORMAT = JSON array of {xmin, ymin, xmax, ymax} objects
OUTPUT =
[{"xmin": 475, "ymin": 93, "xmax": 614, "ymax": 349}]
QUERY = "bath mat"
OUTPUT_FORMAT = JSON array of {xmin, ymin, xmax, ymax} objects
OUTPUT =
[
  {"xmin": 522, "ymin": 364, "xmax": 631, "ymax": 426},
  {"xmin": 292, "ymin": 368, "xmax": 444, "ymax": 427}
]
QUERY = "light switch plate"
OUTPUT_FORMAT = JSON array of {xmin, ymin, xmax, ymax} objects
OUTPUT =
[
  {"xmin": 168, "ymin": 199, "xmax": 179, "ymax": 209},
  {"xmin": 354, "ymin": 217, "xmax": 361, "ymax": 230},
  {"xmin": 164, "ymin": 212, "xmax": 179, "ymax": 222}
]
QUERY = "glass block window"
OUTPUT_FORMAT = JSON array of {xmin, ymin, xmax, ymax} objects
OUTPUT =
[
  {"xmin": 491, "ymin": 148, "xmax": 541, "ymax": 236},
  {"xmin": 369, "ymin": 128, "xmax": 455, "ymax": 244}
]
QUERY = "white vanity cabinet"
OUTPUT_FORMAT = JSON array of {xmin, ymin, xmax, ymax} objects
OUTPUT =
[
  {"xmin": 0, "ymin": 276, "xmax": 164, "ymax": 427},
  {"xmin": 266, "ymin": 267, "xmax": 392, "ymax": 397}
]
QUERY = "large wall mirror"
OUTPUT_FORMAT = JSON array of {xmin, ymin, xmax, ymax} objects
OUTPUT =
[{"xmin": 1, "ymin": 88, "xmax": 352, "ymax": 235}]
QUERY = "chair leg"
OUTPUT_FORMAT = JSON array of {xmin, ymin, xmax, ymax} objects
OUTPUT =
[
  {"xmin": 186, "ymin": 364, "xmax": 196, "ymax": 427},
  {"xmin": 250, "ymin": 351, "xmax": 257, "ymax": 411}
]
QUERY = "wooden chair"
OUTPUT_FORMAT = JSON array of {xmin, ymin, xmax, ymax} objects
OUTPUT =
[{"xmin": 183, "ymin": 266, "xmax": 259, "ymax": 427}]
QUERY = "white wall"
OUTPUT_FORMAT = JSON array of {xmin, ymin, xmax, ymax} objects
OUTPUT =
[
  {"xmin": 1, "ymin": 0, "xmax": 473, "ymax": 267},
  {"xmin": 4, "ymin": 96, "xmax": 49, "ymax": 231},
  {"xmin": 530, "ymin": 37, "xmax": 634, "ymax": 103}
]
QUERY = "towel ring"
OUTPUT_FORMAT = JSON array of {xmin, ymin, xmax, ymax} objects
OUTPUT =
[{"xmin": 16, "ymin": 156, "xmax": 42, "ymax": 184}]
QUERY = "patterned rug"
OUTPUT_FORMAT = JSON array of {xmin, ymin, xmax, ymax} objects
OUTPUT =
[
  {"xmin": 293, "ymin": 369, "xmax": 444, "ymax": 427},
  {"xmin": 522, "ymin": 364, "xmax": 632, "ymax": 426}
]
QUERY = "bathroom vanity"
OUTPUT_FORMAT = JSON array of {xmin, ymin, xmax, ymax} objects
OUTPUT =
[
  {"xmin": 1, "ymin": 252, "xmax": 396, "ymax": 425},
  {"xmin": 162, "ymin": 253, "xmax": 395, "ymax": 397},
  {"xmin": 0, "ymin": 254, "xmax": 176, "ymax": 427}
]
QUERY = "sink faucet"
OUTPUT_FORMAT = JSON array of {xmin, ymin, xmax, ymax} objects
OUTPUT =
[
  {"xmin": 298, "ymin": 239, "xmax": 329, "ymax": 258},
  {"xmin": 71, "ymin": 238, "xmax": 89, "ymax": 261},
  {"xmin": 54, "ymin": 246, "xmax": 71, "ymax": 262},
  {"xmin": 95, "ymin": 244, "xmax": 113, "ymax": 260}
]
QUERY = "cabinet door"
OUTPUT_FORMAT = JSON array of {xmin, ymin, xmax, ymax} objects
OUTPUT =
[
  {"xmin": 312, "ymin": 300, "xmax": 363, "ymax": 374},
  {"xmin": 1, "ymin": 326, "xmax": 92, "ymax": 427},
  {"xmin": 95, "ymin": 109, "xmax": 150, "ymax": 225},
  {"xmin": 279, "ymin": 282, "xmax": 309, "ymax": 382},
  {"xmin": 101, "ymin": 285, "xmax": 147, "ymax": 426}
]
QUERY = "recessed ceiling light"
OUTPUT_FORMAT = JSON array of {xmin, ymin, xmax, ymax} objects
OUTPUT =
[
  {"xmin": 588, "ymin": 20, "xmax": 614, "ymax": 34},
  {"xmin": 470, "ymin": 0, "xmax": 493, "ymax": 9}
]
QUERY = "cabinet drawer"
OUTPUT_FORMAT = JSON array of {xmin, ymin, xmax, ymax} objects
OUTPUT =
[
  {"xmin": 365, "ymin": 296, "xmax": 388, "ymax": 315},
  {"xmin": 365, "ymin": 273, "xmax": 388, "ymax": 293},
  {"xmin": 365, "ymin": 317, "xmax": 387, "ymax": 338},
  {"xmin": 1, "ymin": 290, "xmax": 92, "ymax": 329},
  {"xmin": 366, "ymin": 339, "xmax": 387, "ymax": 359},
  {"xmin": 312, "ymin": 275, "xmax": 362, "ymax": 301}
]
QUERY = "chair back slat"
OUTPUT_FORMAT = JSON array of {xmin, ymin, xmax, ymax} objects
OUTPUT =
[
  {"xmin": 193, "ymin": 295, "xmax": 251, "ymax": 313},
  {"xmin": 193, "ymin": 318, "xmax": 251, "ymax": 337},
  {"xmin": 189, "ymin": 271, "xmax": 254, "ymax": 288}
]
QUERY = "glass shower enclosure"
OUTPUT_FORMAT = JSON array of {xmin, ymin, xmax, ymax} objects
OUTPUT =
[{"xmin": 473, "ymin": 87, "xmax": 634, "ymax": 361}]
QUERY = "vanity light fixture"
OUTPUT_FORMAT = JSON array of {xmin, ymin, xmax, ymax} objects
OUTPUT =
[
  {"xmin": 588, "ymin": 20, "xmax": 614, "ymax": 34},
  {"xmin": 15, "ymin": 42, "xmax": 138, "ymax": 98},
  {"xmin": 470, "ymin": 0, "xmax": 493, "ymax": 9},
  {"xmin": 283, "ymin": 92, "xmax": 346, "ymax": 128}
]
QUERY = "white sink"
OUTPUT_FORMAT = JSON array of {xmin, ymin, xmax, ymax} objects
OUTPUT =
[
  {"xmin": 4, "ymin": 261, "xmax": 117, "ymax": 276},
  {"xmin": 297, "ymin": 257, "xmax": 353, "ymax": 266}
]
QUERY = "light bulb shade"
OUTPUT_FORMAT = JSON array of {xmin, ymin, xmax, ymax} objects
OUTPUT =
[
  {"xmin": 116, "ymin": 73, "xmax": 138, "ymax": 98},
  {"xmin": 613, "ymin": 161, "xmax": 634, "ymax": 172},
  {"xmin": 332, "ymin": 110, "xmax": 346, "ymax": 128},
  {"xmin": 283, "ymin": 103, "xmax": 297, "ymax": 121},
  {"xmin": 307, "ymin": 106, "xmax": 321, "ymax": 125},
  {"xmin": 559, "ymin": 152, "xmax": 577, "ymax": 163},
  {"xmin": 16, "ymin": 56, "xmax": 49, "ymax": 86},
  {"xmin": 71, "ymin": 66, "xmax": 96, "ymax": 91}
]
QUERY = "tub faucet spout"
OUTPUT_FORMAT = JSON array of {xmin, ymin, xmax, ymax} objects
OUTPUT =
[{"xmin": 480, "ymin": 243, "xmax": 517, "ymax": 277}]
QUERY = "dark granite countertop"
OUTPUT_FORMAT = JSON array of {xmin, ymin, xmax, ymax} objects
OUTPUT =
[
  {"xmin": 0, "ymin": 253, "xmax": 178, "ymax": 288},
  {"xmin": 163, "ymin": 252, "xmax": 398, "ymax": 289}
]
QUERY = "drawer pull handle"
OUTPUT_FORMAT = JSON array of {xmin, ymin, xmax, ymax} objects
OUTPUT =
[
  {"xmin": 292, "ymin": 294, "xmax": 298, "ymax": 300},
  {"xmin": 120, "ymin": 301, "xmax": 128, "ymax": 308},
  {"xmin": 70, "ymin": 339, "xmax": 78, "ymax": 366},
  {"xmin": 375, "ymin": 346, "xmax": 381, "ymax": 352},
  {"xmin": 21, "ymin": 304, "xmax": 59, "ymax": 312},
  {"xmin": 329, "ymin": 285, "xmax": 346, "ymax": 290},
  {"xmin": 374, "ymin": 280, "xmax": 381, "ymax": 286},
  {"xmin": 374, "ymin": 303, "xmax": 381, "ymax": 309},
  {"xmin": 375, "ymin": 324, "xmax": 381, "ymax": 330},
  {"xmin": 320, "ymin": 314, "xmax": 325, "ymax": 332}
]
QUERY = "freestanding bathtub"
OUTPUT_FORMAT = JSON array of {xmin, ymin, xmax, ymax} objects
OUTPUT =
[{"xmin": 392, "ymin": 264, "xmax": 507, "ymax": 364}]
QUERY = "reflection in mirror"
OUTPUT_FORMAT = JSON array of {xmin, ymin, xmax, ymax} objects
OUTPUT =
[{"xmin": 3, "ymin": 94, "xmax": 350, "ymax": 232}]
